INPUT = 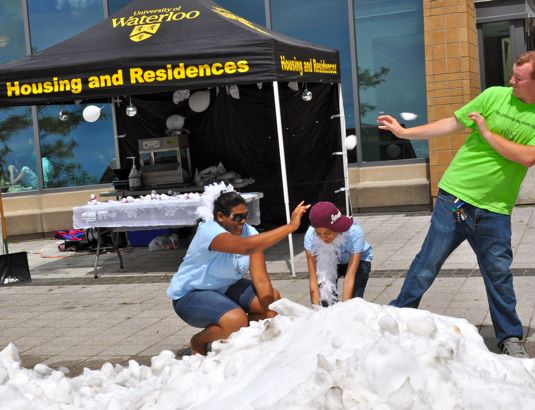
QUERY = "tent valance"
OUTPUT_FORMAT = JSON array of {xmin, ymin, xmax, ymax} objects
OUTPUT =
[{"xmin": 0, "ymin": 0, "xmax": 340, "ymax": 107}]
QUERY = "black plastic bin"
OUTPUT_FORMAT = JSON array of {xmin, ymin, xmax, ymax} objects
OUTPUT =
[{"xmin": 0, "ymin": 251, "xmax": 31, "ymax": 285}]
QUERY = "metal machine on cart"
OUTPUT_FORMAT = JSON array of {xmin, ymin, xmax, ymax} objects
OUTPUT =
[{"xmin": 138, "ymin": 134, "xmax": 192, "ymax": 187}]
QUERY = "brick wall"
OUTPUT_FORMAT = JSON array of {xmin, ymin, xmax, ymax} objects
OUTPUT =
[{"xmin": 423, "ymin": 0, "xmax": 481, "ymax": 196}]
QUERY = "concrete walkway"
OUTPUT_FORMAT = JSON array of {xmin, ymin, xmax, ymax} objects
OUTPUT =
[{"xmin": 2, "ymin": 206, "xmax": 535, "ymax": 375}]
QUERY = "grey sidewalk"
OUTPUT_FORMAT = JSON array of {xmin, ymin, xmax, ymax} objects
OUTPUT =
[{"xmin": 2, "ymin": 206, "xmax": 535, "ymax": 375}]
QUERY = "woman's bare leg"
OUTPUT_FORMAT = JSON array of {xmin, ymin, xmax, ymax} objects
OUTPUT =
[
  {"xmin": 248, "ymin": 288, "xmax": 281, "ymax": 322},
  {"xmin": 190, "ymin": 307, "xmax": 248, "ymax": 355}
]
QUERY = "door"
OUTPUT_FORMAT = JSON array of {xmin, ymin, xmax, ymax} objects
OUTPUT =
[{"xmin": 478, "ymin": 19, "xmax": 526, "ymax": 90}]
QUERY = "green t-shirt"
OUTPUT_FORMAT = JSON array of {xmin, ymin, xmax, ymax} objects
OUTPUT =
[{"xmin": 439, "ymin": 86, "xmax": 535, "ymax": 215}]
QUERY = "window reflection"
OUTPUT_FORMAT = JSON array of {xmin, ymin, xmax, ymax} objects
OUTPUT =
[
  {"xmin": 28, "ymin": 0, "xmax": 103, "ymax": 51},
  {"xmin": 0, "ymin": 107, "xmax": 37, "ymax": 192},
  {"xmin": 0, "ymin": 0, "xmax": 26, "ymax": 64},
  {"xmin": 355, "ymin": 0, "xmax": 428, "ymax": 162},
  {"xmin": 216, "ymin": 0, "xmax": 266, "ymax": 26},
  {"xmin": 271, "ymin": 0, "xmax": 354, "ymax": 129},
  {"xmin": 37, "ymin": 104, "xmax": 115, "ymax": 188},
  {"xmin": 108, "ymin": 0, "xmax": 132, "ymax": 15}
]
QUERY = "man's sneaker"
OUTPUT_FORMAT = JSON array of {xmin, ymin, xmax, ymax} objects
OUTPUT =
[{"xmin": 499, "ymin": 337, "xmax": 529, "ymax": 359}]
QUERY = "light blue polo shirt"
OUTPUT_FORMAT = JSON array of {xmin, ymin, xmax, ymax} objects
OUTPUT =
[
  {"xmin": 167, "ymin": 220, "xmax": 258, "ymax": 300},
  {"xmin": 304, "ymin": 223, "xmax": 373, "ymax": 264}
]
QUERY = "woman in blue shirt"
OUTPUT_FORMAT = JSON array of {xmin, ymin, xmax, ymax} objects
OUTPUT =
[
  {"xmin": 168, "ymin": 192, "xmax": 309, "ymax": 355},
  {"xmin": 304, "ymin": 201, "xmax": 373, "ymax": 307}
]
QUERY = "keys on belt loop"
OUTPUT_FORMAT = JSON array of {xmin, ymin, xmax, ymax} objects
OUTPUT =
[{"xmin": 451, "ymin": 198, "xmax": 467, "ymax": 222}]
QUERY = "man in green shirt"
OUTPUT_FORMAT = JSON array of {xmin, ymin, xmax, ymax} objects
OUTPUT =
[{"xmin": 377, "ymin": 51, "xmax": 535, "ymax": 359}]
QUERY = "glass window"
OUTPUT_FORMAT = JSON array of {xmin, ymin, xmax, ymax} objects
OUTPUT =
[
  {"xmin": 355, "ymin": 0, "xmax": 428, "ymax": 162},
  {"xmin": 0, "ymin": 107, "xmax": 37, "ymax": 192},
  {"xmin": 37, "ymin": 104, "xmax": 116, "ymax": 188},
  {"xmin": 271, "ymin": 0, "xmax": 354, "ymax": 129},
  {"xmin": 216, "ymin": 0, "xmax": 266, "ymax": 26},
  {"xmin": 28, "ymin": 0, "xmax": 103, "ymax": 52},
  {"xmin": 0, "ymin": 0, "xmax": 26, "ymax": 63},
  {"xmin": 481, "ymin": 21, "xmax": 512, "ymax": 87},
  {"xmin": 108, "ymin": 0, "xmax": 132, "ymax": 15}
]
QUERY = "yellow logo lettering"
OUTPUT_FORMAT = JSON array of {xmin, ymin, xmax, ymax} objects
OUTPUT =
[
  {"xmin": 111, "ymin": 17, "xmax": 128, "ymax": 28},
  {"xmin": 113, "ymin": 7, "xmax": 201, "ymax": 42},
  {"xmin": 130, "ymin": 24, "xmax": 161, "ymax": 42}
]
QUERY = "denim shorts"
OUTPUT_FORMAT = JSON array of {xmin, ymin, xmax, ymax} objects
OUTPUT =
[{"xmin": 172, "ymin": 278, "xmax": 256, "ymax": 328}]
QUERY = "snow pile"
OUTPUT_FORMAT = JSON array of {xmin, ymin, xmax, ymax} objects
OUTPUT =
[{"xmin": 1, "ymin": 298, "xmax": 535, "ymax": 409}]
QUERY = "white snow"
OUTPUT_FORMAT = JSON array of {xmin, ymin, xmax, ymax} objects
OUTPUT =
[
  {"xmin": 400, "ymin": 112, "xmax": 418, "ymax": 121},
  {"xmin": 1, "ymin": 298, "xmax": 535, "ymax": 409}
]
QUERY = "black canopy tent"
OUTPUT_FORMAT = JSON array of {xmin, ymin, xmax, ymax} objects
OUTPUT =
[
  {"xmin": 0, "ymin": 0, "xmax": 340, "ymax": 104},
  {"xmin": 0, "ymin": 0, "xmax": 352, "ymax": 275}
]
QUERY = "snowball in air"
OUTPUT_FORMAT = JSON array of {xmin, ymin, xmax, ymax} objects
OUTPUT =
[{"xmin": 400, "ymin": 112, "xmax": 418, "ymax": 121}]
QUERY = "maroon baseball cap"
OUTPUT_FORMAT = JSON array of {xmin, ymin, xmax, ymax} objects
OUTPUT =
[{"xmin": 309, "ymin": 201, "xmax": 353, "ymax": 232}]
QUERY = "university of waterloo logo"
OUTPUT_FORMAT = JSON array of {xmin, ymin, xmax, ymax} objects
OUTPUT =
[
  {"xmin": 111, "ymin": 6, "xmax": 201, "ymax": 43},
  {"xmin": 130, "ymin": 24, "xmax": 161, "ymax": 42}
]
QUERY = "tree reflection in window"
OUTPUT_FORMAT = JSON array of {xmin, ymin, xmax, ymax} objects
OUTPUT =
[
  {"xmin": 0, "ymin": 105, "xmax": 115, "ymax": 191},
  {"xmin": 0, "ymin": 107, "xmax": 34, "ymax": 192},
  {"xmin": 39, "ymin": 107, "xmax": 96, "ymax": 188},
  {"xmin": 358, "ymin": 66, "xmax": 390, "ymax": 116},
  {"xmin": 38, "ymin": 105, "xmax": 114, "ymax": 188}
]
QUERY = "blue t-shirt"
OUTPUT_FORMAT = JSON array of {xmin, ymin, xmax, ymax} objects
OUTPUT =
[
  {"xmin": 42, "ymin": 157, "xmax": 52, "ymax": 186},
  {"xmin": 167, "ymin": 220, "xmax": 258, "ymax": 300},
  {"xmin": 304, "ymin": 223, "xmax": 373, "ymax": 264}
]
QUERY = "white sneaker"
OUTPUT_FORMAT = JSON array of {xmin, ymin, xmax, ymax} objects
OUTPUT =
[{"xmin": 499, "ymin": 337, "xmax": 529, "ymax": 359}]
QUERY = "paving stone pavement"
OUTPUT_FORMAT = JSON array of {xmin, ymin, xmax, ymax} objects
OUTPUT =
[{"xmin": 2, "ymin": 206, "xmax": 535, "ymax": 375}]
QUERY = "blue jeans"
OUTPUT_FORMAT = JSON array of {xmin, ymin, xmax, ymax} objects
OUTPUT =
[
  {"xmin": 337, "ymin": 260, "xmax": 371, "ymax": 298},
  {"xmin": 390, "ymin": 189, "xmax": 523, "ymax": 345}
]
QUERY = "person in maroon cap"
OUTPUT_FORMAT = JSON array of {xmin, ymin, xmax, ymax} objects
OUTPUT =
[{"xmin": 304, "ymin": 201, "xmax": 373, "ymax": 307}]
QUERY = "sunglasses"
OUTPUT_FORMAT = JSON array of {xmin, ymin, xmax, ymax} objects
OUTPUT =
[{"xmin": 229, "ymin": 212, "xmax": 249, "ymax": 222}]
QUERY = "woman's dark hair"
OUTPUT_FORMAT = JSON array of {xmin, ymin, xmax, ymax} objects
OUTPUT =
[{"xmin": 213, "ymin": 191, "xmax": 246, "ymax": 219}]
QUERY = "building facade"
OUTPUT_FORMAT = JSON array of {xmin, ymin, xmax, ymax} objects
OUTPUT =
[{"xmin": 0, "ymin": 0, "xmax": 533, "ymax": 235}]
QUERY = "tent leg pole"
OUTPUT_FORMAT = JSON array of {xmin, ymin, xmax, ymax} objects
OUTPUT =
[
  {"xmin": 272, "ymin": 81, "xmax": 296, "ymax": 277},
  {"xmin": 0, "ymin": 192, "xmax": 8, "ymax": 254},
  {"xmin": 337, "ymin": 83, "xmax": 352, "ymax": 216}
]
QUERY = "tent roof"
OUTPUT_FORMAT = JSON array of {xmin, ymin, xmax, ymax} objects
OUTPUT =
[{"xmin": 0, "ymin": 0, "xmax": 340, "ymax": 107}]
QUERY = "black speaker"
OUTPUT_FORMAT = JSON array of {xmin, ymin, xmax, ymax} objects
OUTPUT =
[{"xmin": 0, "ymin": 251, "xmax": 31, "ymax": 285}]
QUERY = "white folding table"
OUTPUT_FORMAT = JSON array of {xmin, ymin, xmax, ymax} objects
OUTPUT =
[{"xmin": 72, "ymin": 192, "xmax": 263, "ymax": 278}]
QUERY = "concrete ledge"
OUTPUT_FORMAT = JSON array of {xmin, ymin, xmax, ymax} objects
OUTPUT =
[
  {"xmin": 351, "ymin": 179, "xmax": 430, "ymax": 209},
  {"xmin": 349, "ymin": 163, "xmax": 431, "ymax": 211},
  {"xmin": 3, "ymin": 188, "xmax": 109, "ymax": 236},
  {"xmin": 4, "ymin": 212, "xmax": 42, "ymax": 237},
  {"xmin": 354, "ymin": 179, "xmax": 428, "ymax": 188}
]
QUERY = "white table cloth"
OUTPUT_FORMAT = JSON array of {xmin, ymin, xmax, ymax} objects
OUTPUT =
[{"xmin": 73, "ymin": 192, "xmax": 263, "ymax": 229}]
